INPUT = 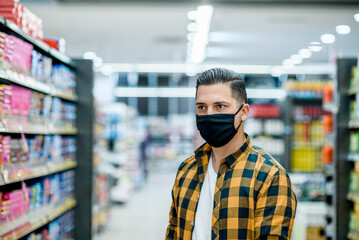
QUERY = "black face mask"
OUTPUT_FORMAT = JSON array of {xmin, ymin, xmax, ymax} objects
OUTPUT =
[{"xmin": 196, "ymin": 104, "xmax": 244, "ymax": 148}]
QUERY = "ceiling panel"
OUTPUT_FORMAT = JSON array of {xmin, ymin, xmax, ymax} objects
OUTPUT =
[{"xmin": 22, "ymin": 2, "xmax": 359, "ymax": 66}]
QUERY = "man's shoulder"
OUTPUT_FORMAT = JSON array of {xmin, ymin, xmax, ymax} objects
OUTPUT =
[
  {"xmin": 250, "ymin": 145, "xmax": 286, "ymax": 173},
  {"xmin": 177, "ymin": 155, "xmax": 196, "ymax": 172}
]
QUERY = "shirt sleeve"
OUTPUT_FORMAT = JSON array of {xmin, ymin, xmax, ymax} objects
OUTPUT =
[
  {"xmin": 254, "ymin": 169, "xmax": 297, "ymax": 240},
  {"xmin": 165, "ymin": 188, "xmax": 178, "ymax": 240}
]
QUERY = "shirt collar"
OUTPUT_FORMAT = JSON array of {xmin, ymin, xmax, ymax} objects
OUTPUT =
[{"xmin": 194, "ymin": 133, "xmax": 253, "ymax": 169}]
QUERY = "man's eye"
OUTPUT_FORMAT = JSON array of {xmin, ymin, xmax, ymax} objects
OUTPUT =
[
  {"xmin": 198, "ymin": 106, "xmax": 205, "ymax": 110},
  {"xmin": 217, "ymin": 105, "xmax": 225, "ymax": 109}
]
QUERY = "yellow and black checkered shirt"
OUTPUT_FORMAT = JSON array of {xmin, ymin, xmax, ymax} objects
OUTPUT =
[{"xmin": 165, "ymin": 135, "xmax": 297, "ymax": 240}]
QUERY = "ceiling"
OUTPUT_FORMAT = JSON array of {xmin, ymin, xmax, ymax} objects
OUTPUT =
[{"xmin": 22, "ymin": 1, "xmax": 359, "ymax": 67}]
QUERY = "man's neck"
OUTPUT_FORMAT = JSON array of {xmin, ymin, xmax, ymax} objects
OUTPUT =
[{"xmin": 211, "ymin": 131, "xmax": 246, "ymax": 173}]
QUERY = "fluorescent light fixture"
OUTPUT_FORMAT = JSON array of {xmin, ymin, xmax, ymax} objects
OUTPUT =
[
  {"xmin": 354, "ymin": 13, "xmax": 359, "ymax": 22},
  {"xmin": 187, "ymin": 10, "xmax": 197, "ymax": 20},
  {"xmin": 187, "ymin": 22, "xmax": 197, "ymax": 32},
  {"xmin": 98, "ymin": 63, "xmax": 334, "ymax": 75},
  {"xmin": 308, "ymin": 42, "xmax": 322, "ymax": 52},
  {"xmin": 298, "ymin": 49, "xmax": 312, "ymax": 59},
  {"xmin": 290, "ymin": 54, "xmax": 303, "ymax": 64},
  {"xmin": 209, "ymin": 32, "xmax": 242, "ymax": 43},
  {"xmin": 321, "ymin": 34, "xmax": 335, "ymax": 44},
  {"xmin": 336, "ymin": 25, "xmax": 351, "ymax": 34},
  {"xmin": 100, "ymin": 66, "xmax": 113, "ymax": 76},
  {"xmin": 271, "ymin": 66, "xmax": 283, "ymax": 77},
  {"xmin": 93, "ymin": 57, "xmax": 103, "ymax": 67},
  {"xmin": 187, "ymin": 33, "xmax": 195, "ymax": 41},
  {"xmin": 114, "ymin": 87, "xmax": 286, "ymax": 99},
  {"xmin": 282, "ymin": 59, "xmax": 294, "ymax": 68},
  {"xmin": 187, "ymin": 5, "xmax": 213, "ymax": 64},
  {"xmin": 83, "ymin": 51, "xmax": 97, "ymax": 59}
]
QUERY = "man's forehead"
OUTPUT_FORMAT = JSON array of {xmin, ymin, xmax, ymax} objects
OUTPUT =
[{"xmin": 196, "ymin": 84, "xmax": 235, "ymax": 103}]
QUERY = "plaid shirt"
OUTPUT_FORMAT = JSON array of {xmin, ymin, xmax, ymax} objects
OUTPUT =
[{"xmin": 165, "ymin": 135, "xmax": 297, "ymax": 240}]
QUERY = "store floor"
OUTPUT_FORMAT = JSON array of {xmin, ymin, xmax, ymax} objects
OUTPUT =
[{"xmin": 96, "ymin": 167, "xmax": 177, "ymax": 240}]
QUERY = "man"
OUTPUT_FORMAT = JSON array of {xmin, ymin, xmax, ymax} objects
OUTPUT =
[{"xmin": 165, "ymin": 68, "xmax": 297, "ymax": 240}]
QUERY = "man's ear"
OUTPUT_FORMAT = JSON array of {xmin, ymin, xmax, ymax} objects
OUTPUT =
[{"xmin": 241, "ymin": 104, "xmax": 250, "ymax": 121}]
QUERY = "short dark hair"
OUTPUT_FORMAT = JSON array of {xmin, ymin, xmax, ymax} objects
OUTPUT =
[{"xmin": 196, "ymin": 68, "xmax": 248, "ymax": 104}]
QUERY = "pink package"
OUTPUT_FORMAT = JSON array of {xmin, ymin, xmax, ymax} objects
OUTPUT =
[
  {"xmin": 10, "ymin": 85, "xmax": 19, "ymax": 116},
  {"xmin": 6, "ymin": 35, "xmax": 33, "ymax": 73},
  {"xmin": 2, "ymin": 188, "xmax": 30, "ymax": 222},
  {"xmin": 2, "ymin": 136, "xmax": 11, "ymax": 167}
]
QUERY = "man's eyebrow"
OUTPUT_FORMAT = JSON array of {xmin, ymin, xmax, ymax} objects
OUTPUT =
[
  {"xmin": 214, "ymin": 101, "xmax": 230, "ymax": 105},
  {"xmin": 196, "ymin": 102, "xmax": 206, "ymax": 105}
]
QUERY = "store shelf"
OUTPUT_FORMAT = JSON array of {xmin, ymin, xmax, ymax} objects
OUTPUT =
[
  {"xmin": 0, "ymin": 17, "xmax": 75, "ymax": 68},
  {"xmin": 323, "ymin": 103, "xmax": 338, "ymax": 114},
  {"xmin": 349, "ymin": 120, "xmax": 359, "ymax": 129},
  {"xmin": 348, "ymin": 87, "xmax": 359, "ymax": 96},
  {"xmin": 347, "ymin": 192, "xmax": 359, "ymax": 203},
  {"xmin": 348, "ymin": 153, "xmax": 359, "ymax": 162},
  {"xmin": 348, "ymin": 232, "xmax": 359, "ymax": 240},
  {"xmin": 0, "ymin": 120, "xmax": 77, "ymax": 135},
  {"xmin": 0, "ymin": 197, "xmax": 76, "ymax": 240},
  {"xmin": 0, "ymin": 69, "xmax": 78, "ymax": 102},
  {"xmin": 292, "ymin": 141, "xmax": 324, "ymax": 148},
  {"xmin": 0, "ymin": 160, "xmax": 77, "ymax": 186}
]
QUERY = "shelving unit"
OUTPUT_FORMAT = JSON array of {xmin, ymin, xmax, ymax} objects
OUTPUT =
[
  {"xmin": 0, "ymin": 16, "xmax": 94, "ymax": 240},
  {"xmin": 335, "ymin": 58, "xmax": 359, "ymax": 240}
]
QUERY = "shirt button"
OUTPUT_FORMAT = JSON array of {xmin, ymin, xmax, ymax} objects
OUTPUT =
[
  {"xmin": 190, "ymin": 222, "xmax": 195, "ymax": 226},
  {"xmin": 197, "ymin": 195, "xmax": 200, "ymax": 199}
]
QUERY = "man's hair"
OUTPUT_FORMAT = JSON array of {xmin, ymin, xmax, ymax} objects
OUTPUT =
[{"xmin": 196, "ymin": 68, "xmax": 248, "ymax": 104}]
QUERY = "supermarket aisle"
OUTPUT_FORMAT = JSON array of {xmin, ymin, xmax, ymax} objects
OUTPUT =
[{"xmin": 97, "ymin": 167, "xmax": 177, "ymax": 240}]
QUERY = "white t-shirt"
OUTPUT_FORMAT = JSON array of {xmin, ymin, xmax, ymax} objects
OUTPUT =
[{"xmin": 192, "ymin": 154, "xmax": 217, "ymax": 240}]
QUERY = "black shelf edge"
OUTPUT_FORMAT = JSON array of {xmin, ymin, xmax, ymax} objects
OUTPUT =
[
  {"xmin": 0, "ymin": 17, "xmax": 76, "ymax": 69},
  {"xmin": 0, "ymin": 160, "xmax": 77, "ymax": 186}
]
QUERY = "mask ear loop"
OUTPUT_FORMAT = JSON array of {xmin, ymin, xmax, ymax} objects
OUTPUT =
[{"xmin": 235, "ymin": 104, "xmax": 245, "ymax": 131}]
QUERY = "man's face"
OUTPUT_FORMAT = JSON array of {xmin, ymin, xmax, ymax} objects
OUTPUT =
[
  {"xmin": 196, "ymin": 83, "xmax": 238, "ymax": 116},
  {"xmin": 196, "ymin": 83, "xmax": 249, "ymax": 129}
]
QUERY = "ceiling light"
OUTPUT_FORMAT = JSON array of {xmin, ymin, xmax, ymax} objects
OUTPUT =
[
  {"xmin": 83, "ymin": 51, "xmax": 97, "ymax": 59},
  {"xmin": 187, "ymin": 10, "xmax": 197, "ymax": 20},
  {"xmin": 187, "ymin": 22, "xmax": 197, "ymax": 32},
  {"xmin": 187, "ymin": 4, "xmax": 213, "ymax": 64},
  {"xmin": 320, "ymin": 34, "xmax": 335, "ymax": 44},
  {"xmin": 93, "ymin": 57, "xmax": 103, "ymax": 67},
  {"xmin": 336, "ymin": 25, "xmax": 351, "ymax": 34},
  {"xmin": 298, "ymin": 49, "xmax": 312, "ymax": 59},
  {"xmin": 308, "ymin": 42, "xmax": 322, "ymax": 52},
  {"xmin": 354, "ymin": 13, "xmax": 359, "ymax": 22},
  {"xmin": 187, "ymin": 33, "xmax": 195, "ymax": 41},
  {"xmin": 290, "ymin": 54, "xmax": 303, "ymax": 64},
  {"xmin": 282, "ymin": 59, "xmax": 294, "ymax": 68}
]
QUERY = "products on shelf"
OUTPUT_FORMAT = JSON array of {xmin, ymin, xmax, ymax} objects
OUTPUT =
[
  {"xmin": 249, "ymin": 104, "xmax": 281, "ymax": 119},
  {"xmin": 350, "ymin": 66, "xmax": 359, "ymax": 91},
  {"xmin": 0, "ymin": 134, "xmax": 76, "ymax": 182},
  {"xmin": 291, "ymin": 147, "xmax": 322, "ymax": 172},
  {"xmin": 350, "ymin": 132, "xmax": 359, "ymax": 153},
  {"xmin": 26, "ymin": 210, "xmax": 75, "ymax": 240},
  {"xmin": 0, "ymin": 0, "xmax": 43, "ymax": 39},
  {"xmin": 0, "ymin": 170, "xmax": 75, "ymax": 238},
  {"xmin": 0, "ymin": 32, "xmax": 76, "ymax": 96},
  {"xmin": 0, "ymin": 32, "xmax": 33, "ymax": 74},
  {"xmin": 0, "ymin": 83, "xmax": 76, "ymax": 131},
  {"xmin": 251, "ymin": 136, "xmax": 284, "ymax": 156},
  {"xmin": 283, "ymin": 80, "xmax": 328, "ymax": 99},
  {"xmin": 322, "ymin": 145, "xmax": 334, "ymax": 164}
]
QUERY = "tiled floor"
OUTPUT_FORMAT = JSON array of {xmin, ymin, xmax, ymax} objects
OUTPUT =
[{"xmin": 96, "ymin": 168, "xmax": 177, "ymax": 240}]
